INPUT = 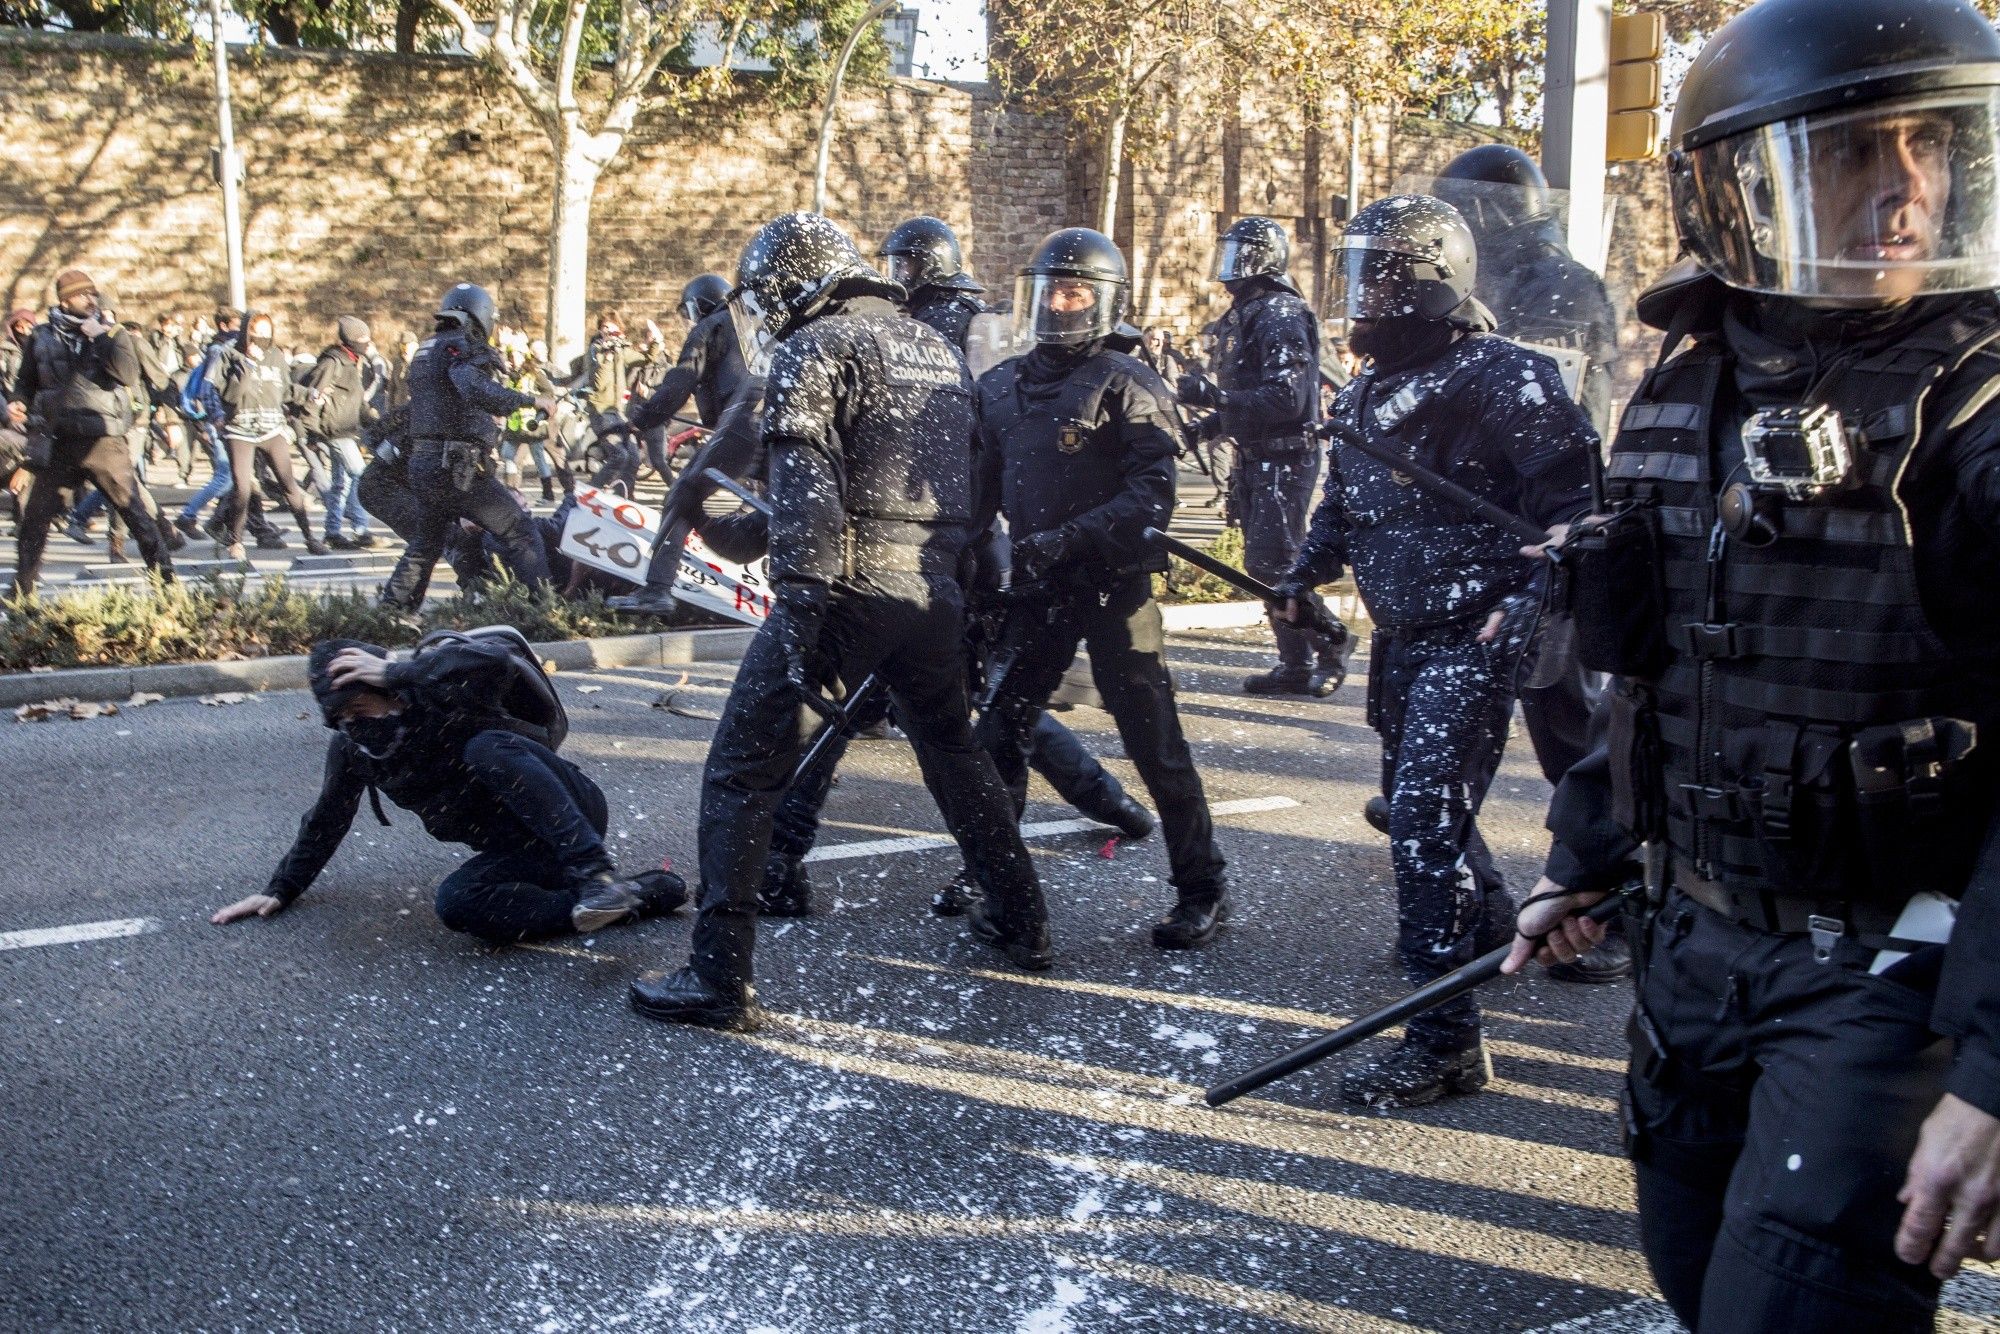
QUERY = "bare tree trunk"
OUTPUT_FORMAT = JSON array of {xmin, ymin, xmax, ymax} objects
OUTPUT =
[
  {"xmin": 546, "ymin": 126, "xmax": 603, "ymax": 370},
  {"xmin": 395, "ymin": 0, "xmax": 424, "ymax": 52},
  {"xmin": 1097, "ymin": 107, "xmax": 1128, "ymax": 237}
]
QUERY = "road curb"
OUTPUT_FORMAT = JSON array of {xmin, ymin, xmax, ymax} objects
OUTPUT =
[
  {"xmin": 0, "ymin": 626, "xmax": 758, "ymax": 710},
  {"xmin": 1160, "ymin": 595, "xmax": 1366, "ymax": 630}
]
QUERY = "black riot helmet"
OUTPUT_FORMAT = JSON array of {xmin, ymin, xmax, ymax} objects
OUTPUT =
[
  {"xmin": 679, "ymin": 274, "xmax": 731, "ymax": 323},
  {"xmin": 1669, "ymin": 0, "xmax": 2000, "ymax": 307},
  {"xmin": 879, "ymin": 216, "xmax": 982, "ymax": 294},
  {"xmin": 1434, "ymin": 145, "xmax": 1554, "ymax": 241},
  {"xmin": 1331, "ymin": 195, "xmax": 1480, "ymax": 323},
  {"xmin": 1211, "ymin": 216, "xmax": 1297, "ymax": 293},
  {"xmin": 1015, "ymin": 227, "xmax": 1129, "ymax": 347},
  {"xmin": 436, "ymin": 282, "xmax": 497, "ymax": 341},
  {"xmin": 729, "ymin": 212, "xmax": 892, "ymax": 368}
]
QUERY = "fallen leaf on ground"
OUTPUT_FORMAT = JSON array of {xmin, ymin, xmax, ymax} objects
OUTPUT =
[
  {"xmin": 651, "ymin": 690, "xmax": 719, "ymax": 721},
  {"xmin": 124, "ymin": 692, "xmax": 164, "ymax": 707},
  {"xmin": 199, "ymin": 692, "xmax": 255, "ymax": 706},
  {"xmin": 577, "ymin": 685, "xmax": 603, "ymax": 695}
]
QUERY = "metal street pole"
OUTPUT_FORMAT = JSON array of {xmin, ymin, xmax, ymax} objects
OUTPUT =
[
  {"xmin": 813, "ymin": 0, "xmax": 898, "ymax": 214},
  {"xmin": 1541, "ymin": 0, "xmax": 1611, "ymax": 273},
  {"xmin": 209, "ymin": 0, "xmax": 247, "ymax": 310}
]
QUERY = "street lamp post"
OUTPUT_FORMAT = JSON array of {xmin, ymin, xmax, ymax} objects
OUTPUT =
[{"xmin": 209, "ymin": 0, "xmax": 247, "ymax": 310}]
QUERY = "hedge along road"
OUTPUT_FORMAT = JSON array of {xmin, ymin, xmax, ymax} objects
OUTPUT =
[{"xmin": 5, "ymin": 626, "xmax": 1995, "ymax": 1332}]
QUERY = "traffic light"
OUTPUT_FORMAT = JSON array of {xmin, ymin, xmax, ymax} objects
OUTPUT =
[{"xmin": 1607, "ymin": 11, "xmax": 1665, "ymax": 161}]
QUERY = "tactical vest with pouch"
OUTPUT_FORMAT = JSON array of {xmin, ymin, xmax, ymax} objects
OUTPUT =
[{"xmin": 1579, "ymin": 298, "xmax": 2000, "ymax": 927}]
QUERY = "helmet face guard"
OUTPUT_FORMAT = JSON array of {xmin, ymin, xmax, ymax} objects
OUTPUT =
[
  {"xmin": 1211, "ymin": 220, "xmax": 1290, "ymax": 283},
  {"xmin": 884, "ymin": 253, "xmax": 934, "ymax": 291},
  {"xmin": 1013, "ymin": 273, "xmax": 1126, "ymax": 347},
  {"xmin": 1331, "ymin": 237, "xmax": 1457, "ymax": 321},
  {"xmin": 1673, "ymin": 87, "xmax": 2000, "ymax": 305},
  {"xmin": 727, "ymin": 284, "xmax": 780, "ymax": 376}
]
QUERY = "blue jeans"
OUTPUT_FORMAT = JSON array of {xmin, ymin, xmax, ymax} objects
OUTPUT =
[
  {"xmin": 180, "ymin": 427, "xmax": 233, "ymax": 522},
  {"xmin": 316, "ymin": 436, "xmax": 371, "ymax": 538}
]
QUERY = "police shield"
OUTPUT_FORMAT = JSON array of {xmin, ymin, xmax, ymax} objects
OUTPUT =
[{"xmin": 964, "ymin": 311, "xmax": 1021, "ymax": 379}]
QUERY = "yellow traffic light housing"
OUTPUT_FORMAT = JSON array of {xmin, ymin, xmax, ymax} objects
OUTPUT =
[{"xmin": 1608, "ymin": 11, "xmax": 1665, "ymax": 162}]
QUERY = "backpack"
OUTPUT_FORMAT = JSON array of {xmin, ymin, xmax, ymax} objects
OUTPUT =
[
  {"xmin": 413, "ymin": 624, "xmax": 568, "ymax": 751},
  {"xmin": 179, "ymin": 345, "xmax": 218, "ymax": 420}
]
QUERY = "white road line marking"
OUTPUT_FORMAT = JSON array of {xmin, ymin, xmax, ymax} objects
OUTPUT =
[
  {"xmin": 804, "ymin": 796, "xmax": 1300, "ymax": 864},
  {"xmin": 0, "ymin": 917, "xmax": 159, "ymax": 952}
]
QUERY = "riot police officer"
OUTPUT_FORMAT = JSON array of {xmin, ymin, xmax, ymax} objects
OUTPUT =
[
  {"xmin": 379, "ymin": 284, "xmax": 556, "ymax": 610},
  {"xmin": 975, "ymin": 227, "xmax": 1232, "ymax": 950},
  {"xmin": 1276, "ymin": 195, "xmax": 1595, "ymax": 1105},
  {"xmin": 629, "ymin": 213, "xmax": 1052, "ymax": 1030},
  {"xmin": 1179, "ymin": 217, "xmax": 1346, "ymax": 696},
  {"xmin": 1434, "ymin": 145, "xmax": 1618, "ymax": 438},
  {"xmin": 879, "ymin": 216, "xmax": 987, "ymax": 351},
  {"xmin": 607, "ymin": 274, "xmax": 755, "ymax": 616},
  {"xmin": 1434, "ymin": 144, "xmax": 1628, "ymax": 983},
  {"xmin": 1509, "ymin": 0, "xmax": 2000, "ymax": 1326}
]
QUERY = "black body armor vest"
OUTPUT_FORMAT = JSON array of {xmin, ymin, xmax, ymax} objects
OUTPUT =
[{"xmin": 1601, "ymin": 301, "xmax": 2000, "ymax": 905}]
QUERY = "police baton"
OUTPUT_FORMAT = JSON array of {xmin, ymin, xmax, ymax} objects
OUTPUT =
[
  {"xmin": 702, "ymin": 467, "xmax": 772, "ymax": 516},
  {"xmin": 1203, "ymin": 895, "xmax": 1626, "ymax": 1108},
  {"xmin": 789, "ymin": 671, "xmax": 886, "ymax": 787},
  {"xmin": 1310, "ymin": 420, "xmax": 1556, "ymax": 551},
  {"xmin": 1141, "ymin": 527, "xmax": 1345, "ymax": 643}
]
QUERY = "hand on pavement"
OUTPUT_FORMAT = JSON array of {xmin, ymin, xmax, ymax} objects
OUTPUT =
[
  {"xmin": 1500, "ymin": 878, "xmax": 1609, "ymax": 974},
  {"xmin": 211, "ymin": 893, "xmax": 282, "ymax": 925},
  {"xmin": 1897, "ymin": 1094, "xmax": 2000, "ymax": 1278}
]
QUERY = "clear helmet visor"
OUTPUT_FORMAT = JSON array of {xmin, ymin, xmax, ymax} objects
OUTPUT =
[
  {"xmin": 1675, "ymin": 88, "xmax": 2000, "ymax": 305},
  {"xmin": 1329, "ymin": 243, "xmax": 1428, "ymax": 321},
  {"xmin": 1210, "ymin": 236, "xmax": 1257, "ymax": 282},
  {"xmin": 885, "ymin": 254, "xmax": 926, "ymax": 289},
  {"xmin": 1013, "ymin": 274, "xmax": 1124, "ymax": 346},
  {"xmin": 727, "ymin": 287, "xmax": 778, "ymax": 377}
]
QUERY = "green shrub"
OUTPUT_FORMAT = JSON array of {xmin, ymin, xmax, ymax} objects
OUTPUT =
[
  {"xmin": 1155, "ymin": 526, "xmax": 1248, "ymax": 605},
  {"xmin": 0, "ymin": 572, "xmax": 717, "ymax": 672}
]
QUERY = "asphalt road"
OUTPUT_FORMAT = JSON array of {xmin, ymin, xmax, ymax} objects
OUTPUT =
[{"xmin": 3, "ymin": 628, "xmax": 1996, "ymax": 1332}]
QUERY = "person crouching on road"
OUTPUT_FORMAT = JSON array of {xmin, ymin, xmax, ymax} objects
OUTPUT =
[{"xmin": 212, "ymin": 636, "xmax": 685, "ymax": 943}]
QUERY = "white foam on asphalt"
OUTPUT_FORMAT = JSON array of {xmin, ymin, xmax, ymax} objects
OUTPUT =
[
  {"xmin": 0, "ymin": 917, "xmax": 158, "ymax": 952},
  {"xmin": 804, "ymin": 796, "xmax": 1301, "ymax": 864}
]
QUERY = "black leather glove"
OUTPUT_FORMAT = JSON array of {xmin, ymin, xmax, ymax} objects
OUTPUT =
[
  {"xmin": 1011, "ymin": 526, "xmax": 1078, "ymax": 584},
  {"xmin": 773, "ymin": 582, "xmax": 830, "ymax": 697},
  {"xmin": 1176, "ymin": 373, "xmax": 1219, "ymax": 409},
  {"xmin": 1271, "ymin": 576, "xmax": 1347, "ymax": 644}
]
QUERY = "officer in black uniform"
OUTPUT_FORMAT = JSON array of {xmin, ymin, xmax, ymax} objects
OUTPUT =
[
  {"xmin": 879, "ymin": 216, "xmax": 987, "ymax": 349},
  {"xmin": 605, "ymin": 275, "xmax": 756, "ymax": 616},
  {"xmin": 1180, "ymin": 216, "xmax": 1347, "ymax": 696},
  {"xmin": 1431, "ymin": 143, "xmax": 1630, "ymax": 984},
  {"xmin": 975, "ymin": 227, "xmax": 1232, "ymax": 951},
  {"xmin": 629, "ymin": 213, "xmax": 1053, "ymax": 1030},
  {"xmin": 1276, "ymin": 194, "xmax": 1595, "ymax": 1105},
  {"xmin": 1508, "ymin": 1, "xmax": 2000, "ymax": 1326},
  {"xmin": 380, "ymin": 284, "xmax": 557, "ymax": 611}
]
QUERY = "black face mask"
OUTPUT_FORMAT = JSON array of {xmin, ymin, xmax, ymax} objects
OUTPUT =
[
  {"xmin": 1350, "ymin": 315, "xmax": 1456, "ymax": 375},
  {"xmin": 340, "ymin": 716, "xmax": 406, "ymax": 760}
]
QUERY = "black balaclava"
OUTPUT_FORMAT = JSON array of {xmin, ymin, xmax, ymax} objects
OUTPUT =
[
  {"xmin": 308, "ymin": 639, "xmax": 404, "ymax": 759},
  {"xmin": 1351, "ymin": 315, "xmax": 1458, "ymax": 376}
]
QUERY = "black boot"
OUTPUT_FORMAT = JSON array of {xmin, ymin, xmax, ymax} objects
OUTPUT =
[
  {"xmin": 1151, "ymin": 889, "xmax": 1230, "ymax": 950},
  {"xmin": 607, "ymin": 585, "xmax": 682, "ymax": 615},
  {"xmin": 1243, "ymin": 666, "xmax": 1334, "ymax": 698},
  {"xmin": 1548, "ymin": 919, "xmax": 1634, "ymax": 984},
  {"xmin": 1086, "ymin": 792, "xmax": 1156, "ymax": 841},
  {"xmin": 964, "ymin": 898, "xmax": 1053, "ymax": 971},
  {"xmin": 758, "ymin": 854, "xmax": 813, "ymax": 918},
  {"xmin": 1340, "ymin": 1036, "xmax": 1491, "ymax": 1108},
  {"xmin": 1307, "ymin": 663, "xmax": 1346, "ymax": 695},
  {"xmin": 931, "ymin": 869, "xmax": 979, "ymax": 917},
  {"xmin": 629, "ymin": 966, "xmax": 758, "ymax": 1030},
  {"xmin": 540, "ymin": 477, "xmax": 555, "ymax": 503},
  {"xmin": 1364, "ymin": 794, "xmax": 1390, "ymax": 833},
  {"xmin": 631, "ymin": 868, "xmax": 690, "ymax": 918},
  {"xmin": 157, "ymin": 520, "xmax": 187, "ymax": 553}
]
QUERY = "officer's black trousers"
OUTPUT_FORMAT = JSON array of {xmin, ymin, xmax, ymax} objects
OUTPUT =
[
  {"xmin": 1237, "ymin": 448, "xmax": 1342, "ymax": 672},
  {"xmin": 13, "ymin": 434, "xmax": 172, "ymax": 596},
  {"xmin": 1369, "ymin": 619, "xmax": 1522, "ymax": 1047},
  {"xmin": 1629, "ymin": 891, "xmax": 1948, "ymax": 1332},
  {"xmin": 770, "ymin": 701, "xmax": 1131, "ymax": 863},
  {"xmin": 690, "ymin": 570, "xmax": 1045, "ymax": 990},
  {"xmin": 432, "ymin": 731, "xmax": 614, "ymax": 945},
  {"xmin": 978, "ymin": 576, "xmax": 1225, "ymax": 901},
  {"xmin": 379, "ymin": 440, "xmax": 551, "ymax": 610}
]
